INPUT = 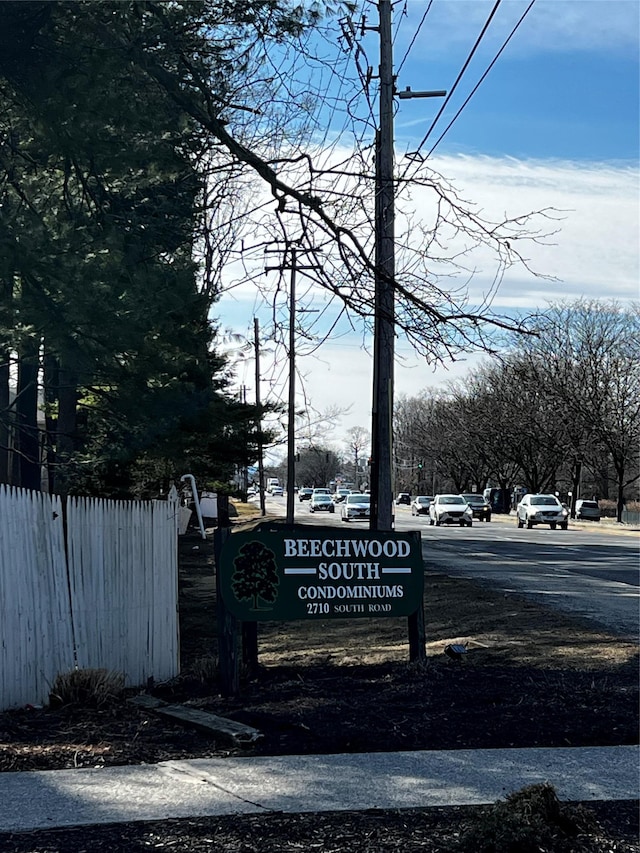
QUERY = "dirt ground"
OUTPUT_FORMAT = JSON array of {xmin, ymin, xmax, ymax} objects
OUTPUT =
[{"xmin": 0, "ymin": 513, "xmax": 638, "ymax": 852}]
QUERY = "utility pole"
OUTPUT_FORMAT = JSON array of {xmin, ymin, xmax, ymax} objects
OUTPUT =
[
  {"xmin": 370, "ymin": 2, "xmax": 446, "ymax": 531},
  {"xmin": 265, "ymin": 243, "xmax": 318, "ymax": 525},
  {"xmin": 286, "ymin": 247, "xmax": 297, "ymax": 525},
  {"xmin": 370, "ymin": 0, "xmax": 395, "ymax": 531},
  {"xmin": 254, "ymin": 318, "xmax": 266, "ymax": 517}
]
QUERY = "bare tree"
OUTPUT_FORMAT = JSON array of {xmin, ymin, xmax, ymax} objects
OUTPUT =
[
  {"xmin": 519, "ymin": 300, "xmax": 640, "ymax": 520},
  {"xmin": 99, "ymin": 4, "xmax": 559, "ymax": 367},
  {"xmin": 346, "ymin": 425, "xmax": 369, "ymax": 488},
  {"xmin": 395, "ymin": 300, "xmax": 639, "ymax": 517}
]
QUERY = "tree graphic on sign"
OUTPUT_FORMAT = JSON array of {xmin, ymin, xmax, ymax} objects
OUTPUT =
[{"xmin": 231, "ymin": 540, "xmax": 279, "ymax": 610}]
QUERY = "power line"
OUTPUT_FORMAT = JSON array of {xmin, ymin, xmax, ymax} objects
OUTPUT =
[
  {"xmin": 426, "ymin": 0, "xmax": 537, "ymax": 158},
  {"xmin": 395, "ymin": 0, "xmax": 434, "ymax": 77},
  {"xmin": 410, "ymin": 0, "xmax": 503, "ymax": 156}
]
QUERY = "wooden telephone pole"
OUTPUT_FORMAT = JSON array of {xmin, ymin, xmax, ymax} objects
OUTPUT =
[
  {"xmin": 254, "ymin": 317, "xmax": 266, "ymax": 517},
  {"xmin": 370, "ymin": 0, "xmax": 395, "ymax": 532},
  {"xmin": 370, "ymin": 1, "xmax": 445, "ymax": 531},
  {"xmin": 265, "ymin": 243, "xmax": 317, "ymax": 524}
]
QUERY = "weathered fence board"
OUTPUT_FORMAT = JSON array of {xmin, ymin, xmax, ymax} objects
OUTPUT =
[
  {"xmin": 66, "ymin": 496, "xmax": 179, "ymax": 687},
  {"xmin": 0, "ymin": 487, "xmax": 179, "ymax": 709},
  {"xmin": 0, "ymin": 486, "xmax": 75, "ymax": 708}
]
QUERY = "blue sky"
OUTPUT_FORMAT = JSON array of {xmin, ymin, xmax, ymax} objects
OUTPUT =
[
  {"xmin": 391, "ymin": 0, "xmax": 639, "ymax": 162},
  {"xmin": 216, "ymin": 0, "xmax": 639, "ymax": 451}
]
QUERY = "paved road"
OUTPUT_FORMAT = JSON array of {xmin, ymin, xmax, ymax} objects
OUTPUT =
[
  {"xmin": 395, "ymin": 509, "xmax": 639, "ymax": 638},
  {"xmin": 261, "ymin": 495, "xmax": 640, "ymax": 638}
]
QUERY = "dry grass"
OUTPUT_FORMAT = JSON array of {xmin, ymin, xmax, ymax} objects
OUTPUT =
[
  {"xmin": 252, "ymin": 572, "xmax": 638, "ymax": 672},
  {"xmin": 49, "ymin": 668, "xmax": 125, "ymax": 708}
]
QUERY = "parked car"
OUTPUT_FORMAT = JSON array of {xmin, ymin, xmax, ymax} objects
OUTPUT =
[
  {"xmin": 516, "ymin": 494, "xmax": 568, "ymax": 529},
  {"xmin": 341, "ymin": 493, "xmax": 371, "ymax": 522},
  {"xmin": 429, "ymin": 494, "xmax": 473, "ymax": 527},
  {"xmin": 395, "ymin": 493, "xmax": 411, "ymax": 505},
  {"xmin": 298, "ymin": 488, "xmax": 313, "ymax": 502},
  {"xmin": 271, "ymin": 486, "xmax": 284, "ymax": 497},
  {"xmin": 575, "ymin": 499, "xmax": 601, "ymax": 521},
  {"xmin": 410, "ymin": 495, "xmax": 433, "ymax": 516},
  {"xmin": 332, "ymin": 488, "xmax": 351, "ymax": 503},
  {"xmin": 461, "ymin": 493, "xmax": 492, "ymax": 522},
  {"xmin": 309, "ymin": 493, "xmax": 335, "ymax": 513}
]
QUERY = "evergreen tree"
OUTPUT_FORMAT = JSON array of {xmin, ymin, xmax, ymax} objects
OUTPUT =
[{"xmin": 0, "ymin": 1, "xmax": 279, "ymax": 495}]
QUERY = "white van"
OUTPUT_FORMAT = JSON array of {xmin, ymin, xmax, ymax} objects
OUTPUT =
[{"xmin": 266, "ymin": 477, "xmax": 280, "ymax": 493}]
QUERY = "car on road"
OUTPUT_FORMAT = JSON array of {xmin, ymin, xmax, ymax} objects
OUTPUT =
[
  {"xmin": 332, "ymin": 488, "xmax": 351, "ymax": 503},
  {"xmin": 410, "ymin": 495, "xmax": 433, "ymax": 516},
  {"xmin": 395, "ymin": 492, "xmax": 411, "ymax": 505},
  {"xmin": 341, "ymin": 492, "xmax": 371, "ymax": 522},
  {"xmin": 298, "ymin": 488, "xmax": 313, "ymax": 502},
  {"xmin": 312, "ymin": 488, "xmax": 331, "ymax": 496},
  {"xmin": 309, "ymin": 493, "xmax": 335, "ymax": 513},
  {"xmin": 575, "ymin": 499, "xmax": 601, "ymax": 522},
  {"xmin": 429, "ymin": 494, "xmax": 473, "ymax": 527},
  {"xmin": 516, "ymin": 494, "xmax": 568, "ymax": 529},
  {"xmin": 461, "ymin": 493, "xmax": 492, "ymax": 522},
  {"xmin": 270, "ymin": 486, "xmax": 284, "ymax": 497}
]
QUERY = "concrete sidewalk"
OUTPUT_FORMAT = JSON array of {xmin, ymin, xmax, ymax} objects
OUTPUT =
[{"xmin": 1, "ymin": 746, "xmax": 638, "ymax": 833}]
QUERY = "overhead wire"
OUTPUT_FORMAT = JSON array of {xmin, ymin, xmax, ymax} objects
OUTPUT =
[
  {"xmin": 395, "ymin": 0, "xmax": 434, "ymax": 77},
  {"xmin": 409, "ymin": 0, "xmax": 503, "ymax": 156},
  {"xmin": 425, "ymin": 0, "xmax": 537, "ymax": 158}
]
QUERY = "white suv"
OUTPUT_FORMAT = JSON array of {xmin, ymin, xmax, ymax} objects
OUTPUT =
[
  {"xmin": 516, "ymin": 494, "xmax": 569, "ymax": 530},
  {"xmin": 429, "ymin": 494, "xmax": 473, "ymax": 527}
]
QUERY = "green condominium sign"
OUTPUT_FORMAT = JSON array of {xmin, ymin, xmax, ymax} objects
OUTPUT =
[{"xmin": 219, "ymin": 525, "xmax": 423, "ymax": 621}]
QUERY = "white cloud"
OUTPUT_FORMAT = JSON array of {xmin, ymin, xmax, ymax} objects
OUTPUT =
[
  {"xmin": 414, "ymin": 154, "xmax": 640, "ymax": 306},
  {"xmin": 399, "ymin": 0, "xmax": 639, "ymax": 58},
  {"xmin": 214, "ymin": 152, "xmax": 638, "ymax": 450}
]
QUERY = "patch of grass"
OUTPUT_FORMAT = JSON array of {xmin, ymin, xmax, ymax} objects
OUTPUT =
[{"xmin": 49, "ymin": 668, "xmax": 125, "ymax": 708}]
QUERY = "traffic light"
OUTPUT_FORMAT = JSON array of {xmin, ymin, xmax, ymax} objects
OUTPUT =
[{"xmin": 417, "ymin": 461, "xmax": 423, "ymax": 470}]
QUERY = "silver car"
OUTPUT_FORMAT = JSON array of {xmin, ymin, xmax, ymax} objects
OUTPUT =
[
  {"xmin": 516, "ymin": 494, "xmax": 569, "ymax": 529},
  {"xmin": 309, "ymin": 493, "xmax": 335, "ymax": 513},
  {"xmin": 341, "ymin": 493, "xmax": 371, "ymax": 522},
  {"xmin": 575, "ymin": 499, "xmax": 601, "ymax": 522},
  {"xmin": 410, "ymin": 495, "xmax": 433, "ymax": 516}
]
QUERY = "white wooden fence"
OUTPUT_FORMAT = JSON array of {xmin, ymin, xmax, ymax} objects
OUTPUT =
[{"xmin": 0, "ymin": 486, "xmax": 180, "ymax": 710}]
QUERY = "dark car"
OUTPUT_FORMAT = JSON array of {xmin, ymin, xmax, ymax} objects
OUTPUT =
[
  {"xmin": 395, "ymin": 493, "xmax": 411, "ymax": 505},
  {"xmin": 298, "ymin": 488, "xmax": 313, "ymax": 502},
  {"xmin": 462, "ymin": 493, "xmax": 492, "ymax": 522}
]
